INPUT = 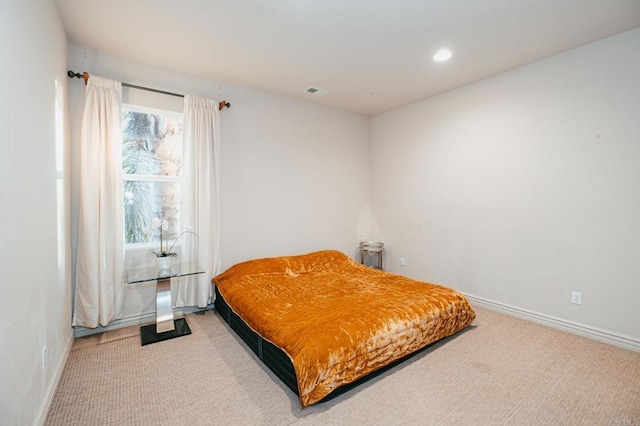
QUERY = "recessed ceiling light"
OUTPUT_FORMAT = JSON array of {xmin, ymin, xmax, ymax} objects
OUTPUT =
[{"xmin": 433, "ymin": 49, "xmax": 452, "ymax": 62}]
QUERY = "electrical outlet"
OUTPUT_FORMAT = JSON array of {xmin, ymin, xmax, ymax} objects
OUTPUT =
[
  {"xmin": 571, "ymin": 291, "xmax": 582, "ymax": 305},
  {"xmin": 400, "ymin": 257, "xmax": 406, "ymax": 266},
  {"xmin": 42, "ymin": 345, "xmax": 48, "ymax": 371}
]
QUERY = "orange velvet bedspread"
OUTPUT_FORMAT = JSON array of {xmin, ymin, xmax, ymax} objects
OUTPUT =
[{"xmin": 213, "ymin": 250, "xmax": 476, "ymax": 407}]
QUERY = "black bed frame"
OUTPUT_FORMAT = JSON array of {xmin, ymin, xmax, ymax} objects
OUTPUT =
[
  {"xmin": 214, "ymin": 286, "xmax": 459, "ymax": 404},
  {"xmin": 215, "ymin": 286, "xmax": 298, "ymax": 393}
]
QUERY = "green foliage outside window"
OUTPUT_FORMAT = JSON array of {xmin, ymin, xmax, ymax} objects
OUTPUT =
[{"xmin": 122, "ymin": 109, "xmax": 183, "ymax": 245}]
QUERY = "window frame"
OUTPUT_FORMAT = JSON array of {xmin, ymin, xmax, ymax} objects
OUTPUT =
[{"xmin": 121, "ymin": 103, "xmax": 185, "ymax": 249}]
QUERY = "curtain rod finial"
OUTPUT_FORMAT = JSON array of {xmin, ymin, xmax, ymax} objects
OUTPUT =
[{"xmin": 67, "ymin": 70, "xmax": 89, "ymax": 85}]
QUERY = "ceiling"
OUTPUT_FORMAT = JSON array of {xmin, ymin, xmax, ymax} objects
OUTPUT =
[{"xmin": 55, "ymin": 0, "xmax": 640, "ymax": 116}]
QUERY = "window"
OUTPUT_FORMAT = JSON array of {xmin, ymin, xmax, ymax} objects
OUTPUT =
[{"xmin": 121, "ymin": 105, "xmax": 184, "ymax": 245}]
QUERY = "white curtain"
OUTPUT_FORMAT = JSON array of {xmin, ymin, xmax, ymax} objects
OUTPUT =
[
  {"xmin": 176, "ymin": 95, "xmax": 221, "ymax": 308},
  {"xmin": 73, "ymin": 76, "xmax": 125, "ymax": 328}
]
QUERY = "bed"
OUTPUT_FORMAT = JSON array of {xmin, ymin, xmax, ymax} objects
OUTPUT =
[{"xmin": 212, "ymin": 250, "xmax": 476, "ymax": 407}]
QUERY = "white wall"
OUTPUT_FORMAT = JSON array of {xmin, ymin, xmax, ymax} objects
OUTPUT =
[
  {"xmin": 67, "ymin": 45, "xmax": 372, "ymax": 321},
  {"xmin": 371, "ymin": 29, "xmax": 640, "ymax": 341},
  {"xmin": 0, "ymin": 0, "xmax": 72, "ymax": 424}
]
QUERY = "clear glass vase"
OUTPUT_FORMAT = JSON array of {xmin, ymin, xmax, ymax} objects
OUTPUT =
[{"xmin": 156, "ymin": 256, "xmax": 173, "ymax": 275}]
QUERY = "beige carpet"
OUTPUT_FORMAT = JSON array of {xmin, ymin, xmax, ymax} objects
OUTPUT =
[{"xmin": 45, "ymin": 307, "xmax": 640, "ymax": 425}]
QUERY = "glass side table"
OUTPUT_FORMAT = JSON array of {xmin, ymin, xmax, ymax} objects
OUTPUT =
[{"xmin": 127, "ymin": 262, "xmax": 205, "ymax": 346}]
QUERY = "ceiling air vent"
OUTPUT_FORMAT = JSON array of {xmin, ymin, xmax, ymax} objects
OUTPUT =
[{"xmin": 304, "ymin": 86, "xmax": 328, "ymax": 96}]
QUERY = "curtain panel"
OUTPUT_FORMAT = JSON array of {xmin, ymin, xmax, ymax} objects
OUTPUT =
[
  {"xmin": 177, "ymin": 95, "xmax": 221, "ymax": 308},
  {"xmin": 72, "ymin": 75, "xmax": 125, "ymax": 328}
]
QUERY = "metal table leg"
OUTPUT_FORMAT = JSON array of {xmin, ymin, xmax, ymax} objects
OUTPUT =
[{"xmin": 155, "ymin": 277, "xmax": 175, "ymax": 333}]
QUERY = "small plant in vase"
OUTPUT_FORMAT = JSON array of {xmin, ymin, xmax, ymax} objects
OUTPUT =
[{"xmin": 149, "ymin": 217, "xmax": 198, "ymax": 274}]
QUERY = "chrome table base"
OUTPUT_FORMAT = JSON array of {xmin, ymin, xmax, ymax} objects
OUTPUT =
[
  {"xmin": 155, "ymin": 278, "xmax": 175, "ymax": 333},
  {"xmin": 139, "ymin": 277, "xmax": 192, "ymax": 345}
]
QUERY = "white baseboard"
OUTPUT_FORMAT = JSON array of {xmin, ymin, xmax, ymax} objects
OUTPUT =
[
  {"xmin": 73, "ymin": 304, "xmax": 215, "ymax": 338},
  {"xmin": 37, "ymin": 333, "xmax": 73, "ymax": 426},
  {"xmin": 464, "ymin": 293, "xmax": 640, "ymax": 353}
]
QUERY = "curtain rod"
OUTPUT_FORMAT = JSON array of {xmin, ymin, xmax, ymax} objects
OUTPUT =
[{"xmin": 67, "ymin": 70, "xmax": 231, "ymax": 111}]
